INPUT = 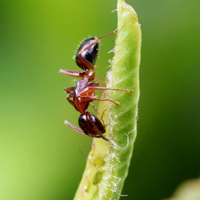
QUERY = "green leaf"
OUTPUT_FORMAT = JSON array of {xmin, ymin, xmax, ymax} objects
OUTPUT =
[{"xmin": 73, "ymin": 0, "xmax": 141, "ymax": 199}]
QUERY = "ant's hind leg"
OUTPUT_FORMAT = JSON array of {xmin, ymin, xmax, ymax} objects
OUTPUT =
[{"xmin": 64, "ymin": 120, "xmax": 86, "ymax": 136}]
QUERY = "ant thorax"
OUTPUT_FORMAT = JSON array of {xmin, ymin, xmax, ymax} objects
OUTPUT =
[{"xmin": 75, "ymin": 77, "xmax": 93, "ymax": 97}]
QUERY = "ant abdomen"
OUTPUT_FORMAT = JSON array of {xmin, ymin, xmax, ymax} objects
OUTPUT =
[
  {"xmin": 78, "ymin": 112, "xmax": 106, "ymax": 138},
  {"xmin": 76, "ymin": 38, "xmax": 99, "ymax": 70}
]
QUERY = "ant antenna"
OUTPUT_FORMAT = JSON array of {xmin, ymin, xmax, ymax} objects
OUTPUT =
[
  {"xmin": 78, "ymin": 29, "xmax": 118, "ymax": 55},
  {"xmin": 98, "ymin": 29, "xmax": 118, "ymax": 40}
]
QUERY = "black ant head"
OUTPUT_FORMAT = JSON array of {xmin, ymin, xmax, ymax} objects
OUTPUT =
[{"xmin": 75, "ymin": 38, "xmax": 99, "ymax": 70}]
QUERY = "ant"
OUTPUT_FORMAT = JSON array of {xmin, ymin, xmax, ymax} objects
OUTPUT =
[{"xmin": 59, "ymin": 30, "xmax": 132, "ymax": 141}]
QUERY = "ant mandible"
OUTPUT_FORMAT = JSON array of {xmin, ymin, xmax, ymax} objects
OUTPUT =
[{"xmin": 59, "ymin": 30, "xmax": 132, "ymax": 141}]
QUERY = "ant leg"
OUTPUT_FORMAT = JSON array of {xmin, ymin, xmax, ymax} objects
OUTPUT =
[
  {"xmin": 64, "ymin": 120, "xmax": 85, "ymax": 135},
  {"xmin": 59, "ymin": 69, "xmax": 88, "ymax": 78},
  {"xmin": 89, "ymin": 103, "xmax": 98, "ymax": 113},
  {"xmin": 81, "ymin": 96, "xmax": 119, "ymax": 106},
  {"xmin": 67, "ymin": 93, "xmax": 74, "ymax": 107},
  {"xmin": 89, "ymin": 86, "xmax": 133, "ymax": 93},
  {"xmin": 60, "ymin": 69, "xmax": 104, "ymax": 83},
  {"xmin": 64, "ymin": 87, "xmax": 75, "ymax": 93},
  {"xmin": 95, "ymin": 77, "xmax": 106, "ymax": 84},
  {"xmin": 88, "ymin": 82, "xmax": 99, "ymax": 87},
  {"xmin": 75, "ymin": 58, "xmax": 104, "ymax": 83},
  {"xmin": 65, "ymin": 119, "xmax": 103, "ymax": 139},
  {"xmin": 88, "ymin": 71, "xmax": 106, "ymax": 84},
  {"xmin": 100, "ymin": 109, "xmax": 107, "ymax": 123}
]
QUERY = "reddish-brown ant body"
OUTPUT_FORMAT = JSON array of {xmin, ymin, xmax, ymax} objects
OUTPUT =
[{"xmin": 59, "ymin": 30, "xmax": 132, "ymax": 141}]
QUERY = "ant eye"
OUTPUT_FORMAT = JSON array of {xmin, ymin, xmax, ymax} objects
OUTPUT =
[{"xmin": 76, "ymin": 38, "xmax": 99, "ymax": 70}]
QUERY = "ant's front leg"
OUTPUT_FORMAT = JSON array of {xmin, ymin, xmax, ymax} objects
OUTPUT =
[
  {"xmin": 59, "ymin": 68, "xmax": 105, "ymax": 84},
  {"xmin": 59, "ymin": 69, "xmax": 88, "ymax": 78}
]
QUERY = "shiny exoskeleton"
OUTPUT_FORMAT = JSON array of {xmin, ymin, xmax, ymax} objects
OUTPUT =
[{"xmin": 59, "ymin": 30, "xmax": 132, "ymax": 141}]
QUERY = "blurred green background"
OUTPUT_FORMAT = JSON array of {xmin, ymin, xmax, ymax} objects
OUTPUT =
[{"xmin": 0, "ymin": 0, "xmax": 200, "ymax": 199}]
